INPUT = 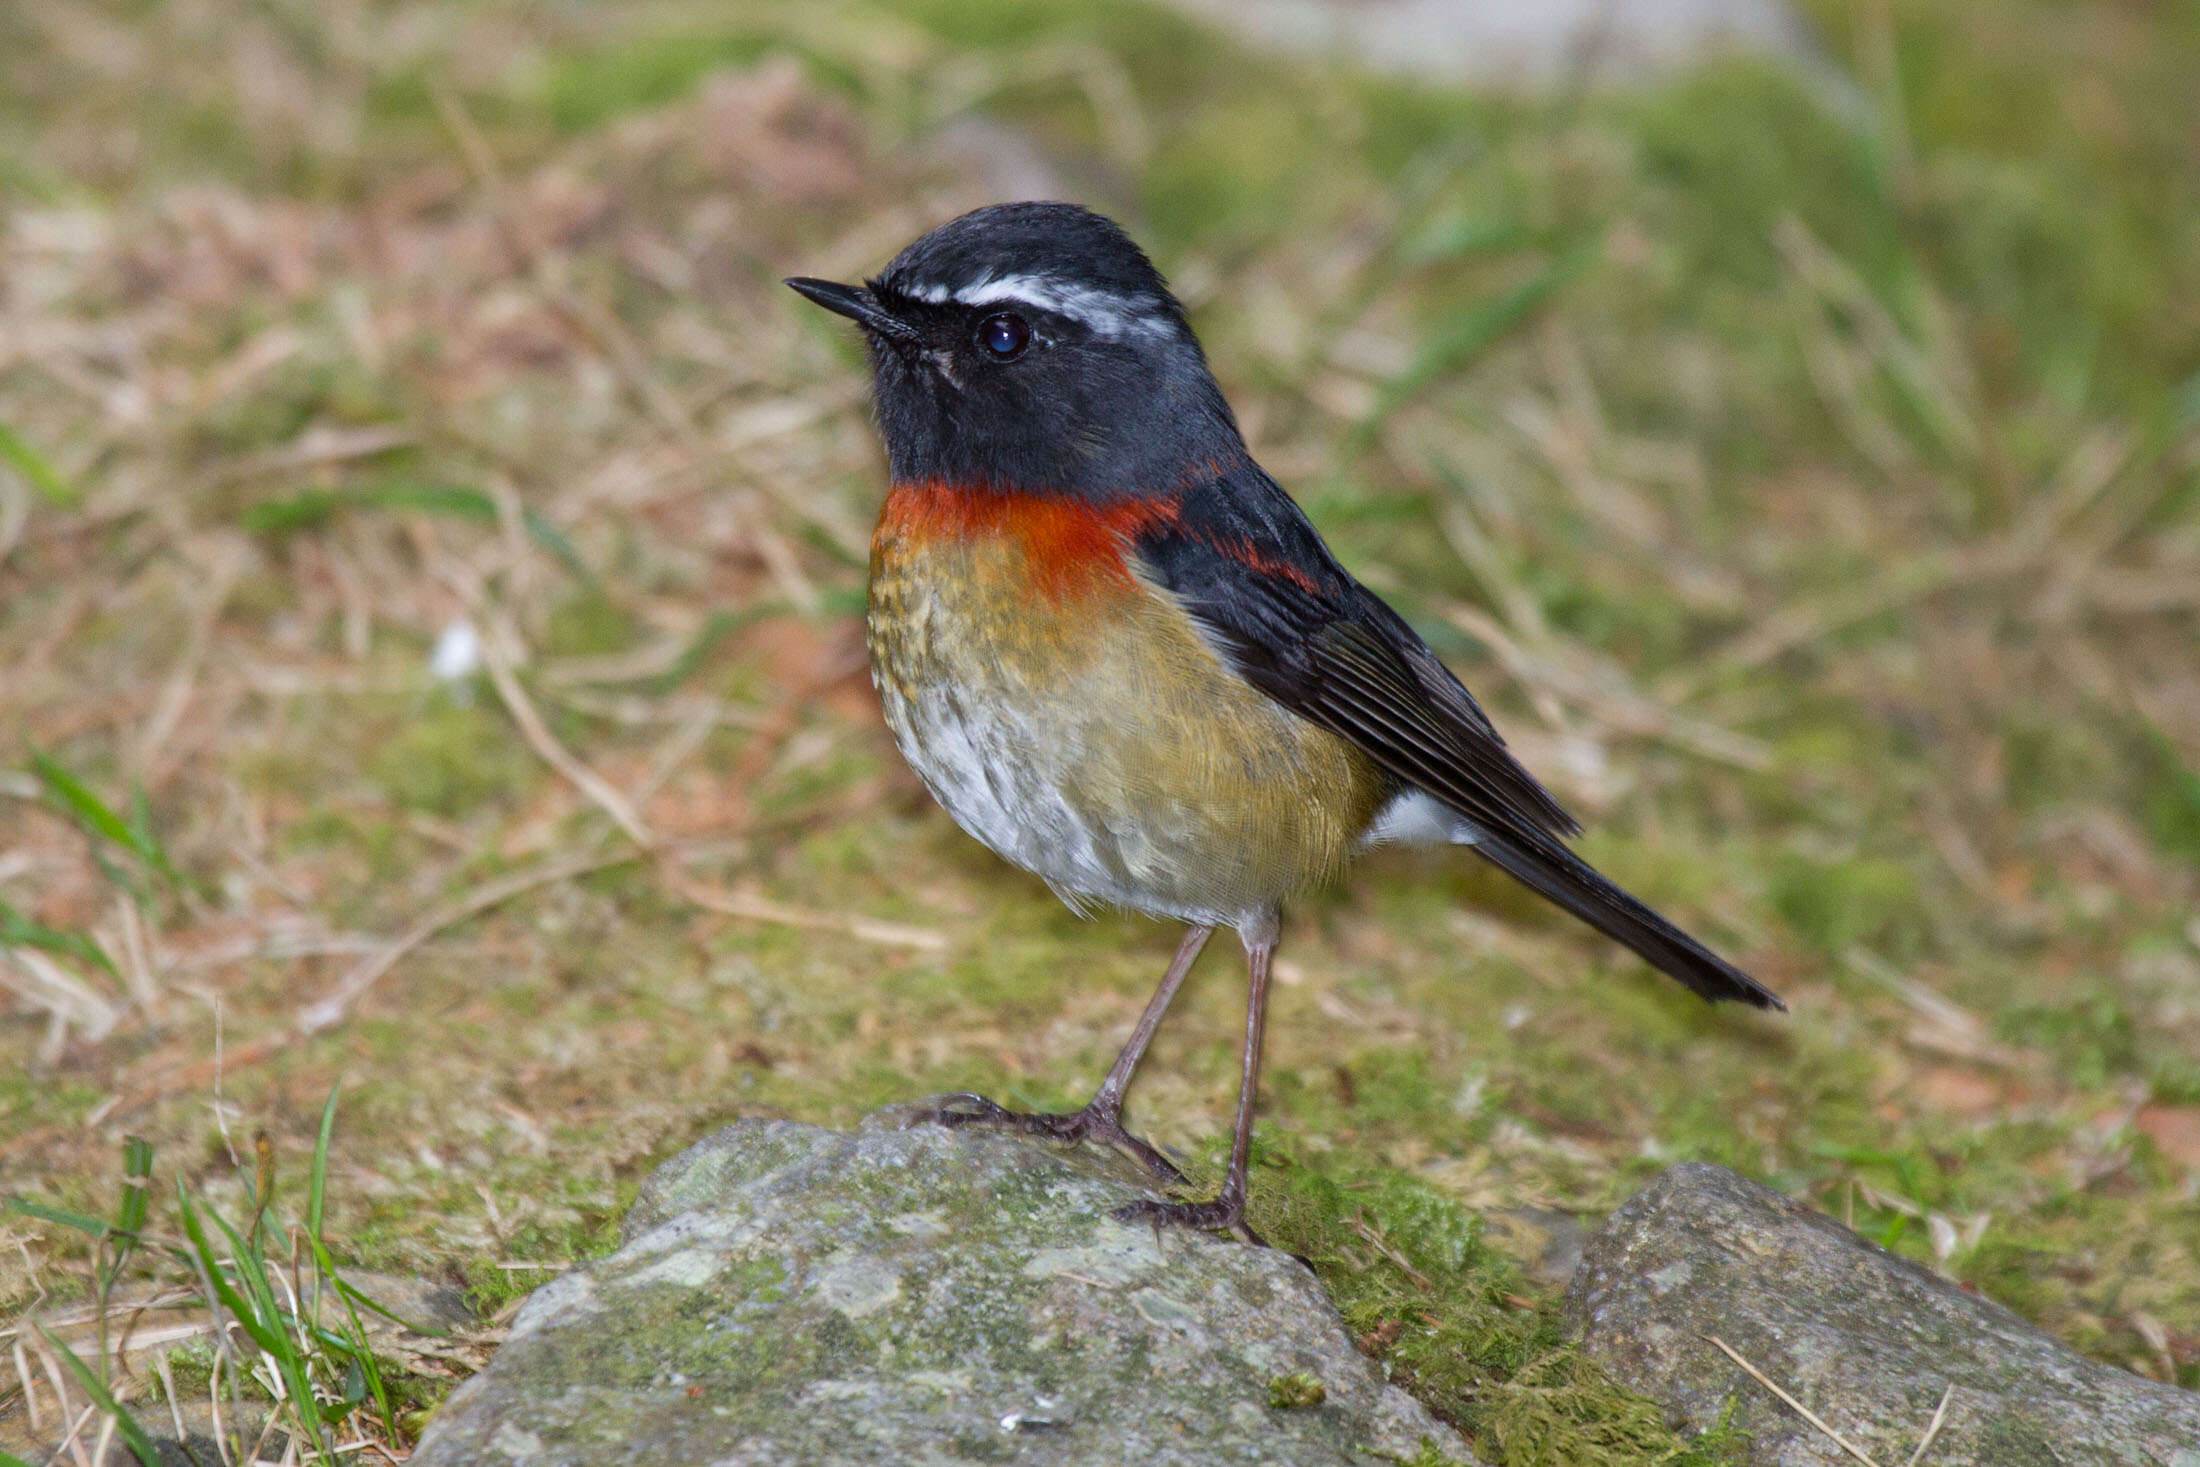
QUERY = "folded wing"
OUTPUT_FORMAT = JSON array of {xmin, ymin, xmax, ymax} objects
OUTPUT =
[{"xmin": 1132, "ymin": 462, "xmax": 1782, "ymax": 1010}]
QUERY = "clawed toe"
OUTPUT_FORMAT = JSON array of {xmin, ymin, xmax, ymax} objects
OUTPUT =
[
  {"xmin": 1114, "ymin": 1195, "xmax": 1268, "ymax": 1248},
  {"xmin": 927, "ymin": 1102, "xmax": 1265, "ymax": 1246},
  {"xmin": 915, "ymin": 1095, "xmax": 1185, "ymax": 1185},
  {"xmin": 921, "ymin": 1093, "xmax": 1020, "ymax": 1128},
  {"xmin": 918, "ymin": 1093, "xmax": 1081, "ymax": 1138}
]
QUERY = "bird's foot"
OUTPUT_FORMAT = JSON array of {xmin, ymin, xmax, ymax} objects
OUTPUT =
[
  {"xmin": 1113, "ymin": 1194, "xmax": 1268, "ymax": 1248},
  {"xmin": 920, "ymin": 1093, "xmax": 1185, "ymax": 1185}
]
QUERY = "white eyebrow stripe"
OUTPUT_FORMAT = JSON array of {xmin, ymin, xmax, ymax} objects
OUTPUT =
[
  {"xmin": 886, "ymin": 271, "xmax": 1176, "ymax": 338},
  {"xmin": 952, "ymin": 274, "xmax": 1170, "ymax": 338}
]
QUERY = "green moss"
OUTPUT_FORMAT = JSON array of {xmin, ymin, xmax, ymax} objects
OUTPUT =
[
  {"xmin": 460, "ymin": 1196, "xmax": 630, "ymax": 1318},
  {"xmin": 544, "ymin": 589, "xmax": 642, "ymax": 660},
  {"xmin": 1960, "ymin": 1413, "xmax": 2066, "ymax": 1467},
  {"xmin": 368, "ymin": 694, "xmax": 529, "ymax": 818},
  {"xmin": 1766, "ymin": 849, "xmax": 1925, "ymax": 956},
  {"xmin": 148, "ymin": 1336, "xmax": 221, "ymax": 1403},
  {"xmin": 1247, "ymin": 1145, "xmax": 1746, "ymax": 1465},
  {"xmin": 515, "ymin": 1279, "xmax": 834, "ymax": 1424},
  {"xmin": 1996, "ymin": 988, "xmax": 2169, "ymax": 1096},
  {"xmin": 1376, "ymin": 1442, "xmax": 1476, "ymax": 1467}
]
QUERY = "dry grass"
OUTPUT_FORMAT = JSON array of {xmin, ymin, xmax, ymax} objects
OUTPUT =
[{"xmin": 3, "ymin": 0, "xmax": 2198, "ymax": 1458}]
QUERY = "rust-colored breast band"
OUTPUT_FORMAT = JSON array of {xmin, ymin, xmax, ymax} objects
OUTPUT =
[{"xmin": 878, "ymin": 481, "xmax": 1182, "ymax": 600}]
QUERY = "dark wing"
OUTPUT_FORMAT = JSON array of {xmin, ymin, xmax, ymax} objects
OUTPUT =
[
  {"xmin": 1133, "ymin": 463, "xmax": 1577, "ymax": 843},
  {"xmin": 1133, "ymin": 464, "xmax": 1578, "ymax": 845},
  {"xmin": 1133, "ymin": 462, "xmax": 1783, "ymax": 1011}
]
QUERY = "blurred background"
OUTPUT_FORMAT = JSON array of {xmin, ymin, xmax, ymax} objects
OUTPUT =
[{"xmin": 2, "ymin": 0, "xmax": 2197, "ymax": 1452}]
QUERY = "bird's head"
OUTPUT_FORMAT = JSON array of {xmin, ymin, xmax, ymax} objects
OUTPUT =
[{"xmin": 787, "ymin": 202, "xmax": 1245, "ymax": 499}]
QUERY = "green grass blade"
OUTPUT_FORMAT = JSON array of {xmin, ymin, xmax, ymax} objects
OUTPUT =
[
  {"xmin": 7, "ymin": 1197, "xmax": 110, "ymax": 1236},
  {"xmin": 0, "ymin": 900, "xmax": 120, "ymax": 981},
  {"xmin": 96, "ymin": 1135, "xmax": 155, "ymax": 1292},
  {"xmin": 358, "ymin": 479, "xmax": 497, "ymax": 521},
  {"xmin": 0, "ymin": 420, "xmax": 77, "ymax": 506},
  {"xmin": 333, "ymin": 1269, "xmax": 449, "ymax": 1336},
  {"xmin": 0, "ymin": 1448, "xmax": 41, "ymax": 1467},
  {"xmin": 208, "ymin": 1204, "xmax": 286, "ymax": 1333},
  {"xmin": 307, "ymin": 1234, "xmax": 400, "ymax": 1436},
  {"xmin": 1391, "ymin": 242, "xmax": 1592, "ymax": 398},
  {"xmin": 128, "ymin": 786, "xmax": 166, "ymax": 876},
  {"xmin": 241, "ymin": 478, "xmax": 499, "ymax": 538},
  {"xmin": 30, "ymin": 751, "xmax": 151, "ymax": 859},
  {"xmin": 34, "ymin": 1324, "xmax": 167, "ymax": 1467},
  {"xmin": 1397, "ymin": 216, "xmax": 1538, "ymax": 267},
  {"xmin": 28, "ymin": 750, "xmax": 180, "ymax": 887},
  {"xmin": 309, "ymin": 1083, "xmax": 339, "ymax": 1240},
  {"xmin": 206, "ymin": 1205, "xmax": 331, "ymax": 1456},
  {"xmin": 523, "ymin": 506, "xmax": 592, "ymax": 581},
  {"xmin": 174, "ymin": 1184, "xmax": 288, "ymax": 1357},
  {"xmin": 116, "ymin": 1136, "xmax": 154, "ymax": 1238},
  {"xmin": 238, "ymin": 488, "xmax": 342, "ymax": 534}
]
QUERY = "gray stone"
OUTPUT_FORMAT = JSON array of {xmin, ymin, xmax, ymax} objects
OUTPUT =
[
  {"xmin": 1565, "ymin": 1162, "xmax": 2200, "ymax": 1465},
  {"xmin": 337, "ymin": 1268, "xmax": 479, "ymax": 1336},
  {"xmin": 1162, "ymin": 0, "xmax": 1811, "ymax": 88},
  {"xmin": 411, "ymin": 1104, "xmax": 1476, "ymax": 1466}
]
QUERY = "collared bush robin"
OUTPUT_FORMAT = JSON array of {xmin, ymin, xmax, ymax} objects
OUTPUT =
[{"xmin": 788, "ymin": 202, "xmax": 1782, "ymax": 1243}]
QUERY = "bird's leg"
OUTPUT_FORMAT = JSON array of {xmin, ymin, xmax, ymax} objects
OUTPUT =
[
  {"xmin": 925, "ymin": 924, "xmax": 1212, "ymax": 1183},
  {"xmin": 1115, "ymin": 916, "xmax": 1275, "ymax": 1246}
]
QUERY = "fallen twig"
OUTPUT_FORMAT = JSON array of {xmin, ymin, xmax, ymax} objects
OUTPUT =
[
  {"xmin": 662, "ymin": 870, "xmax": 947, "ymax": 952},
  {"xmin": 1704, "ymin": 1334, "xmax": 1882, "ymax": 1467},
  {"xmin": 1348, "ymin": 1212, "xmax": 1433, "ymax": 1292},
  {"xmin": 1705, "ymin": 1337, "xmax": 1962, "ymax": 1467},
  {"xmin": 480, "ymin": 626, "xmax": 655, "ymax": 848},
  {"xmin": 1903, "ymin": 1385, "xmax": 1955, "ymax": 1467}
]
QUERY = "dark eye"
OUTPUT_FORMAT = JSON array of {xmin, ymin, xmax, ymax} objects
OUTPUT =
[{"xmin": 976, "ymin": 312, "xmax": 1031, "ymax": 361}]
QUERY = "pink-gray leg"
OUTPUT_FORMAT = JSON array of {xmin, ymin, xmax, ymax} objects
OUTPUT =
[
  {"xmin": 926, "ymin": 924, "xmax": 1213, "ymax": 1182},
  {"xmin": 1114, "ymin": 913, "xmax": 1276, "ymax": 1245}
]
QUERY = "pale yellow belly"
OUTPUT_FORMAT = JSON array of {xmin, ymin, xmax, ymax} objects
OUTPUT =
[{"xmin": 867, "ymin": 529, "xmax": 1387, "ymax": 927}]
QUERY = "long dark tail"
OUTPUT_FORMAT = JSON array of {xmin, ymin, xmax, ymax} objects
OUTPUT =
[{"xmin": 1472, "ymin": 833, "xmax": 1785, "ymax": 1010}]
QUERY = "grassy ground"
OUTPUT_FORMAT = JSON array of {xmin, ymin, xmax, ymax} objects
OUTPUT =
[{"xmin": 3, "ymin": 0, "xmax": 2197, "ymax": 1459}]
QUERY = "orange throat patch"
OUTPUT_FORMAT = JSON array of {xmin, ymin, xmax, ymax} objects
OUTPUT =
[{"xmin": 875, "ymin": 480, "xmax": 1181, "ymax": 600}]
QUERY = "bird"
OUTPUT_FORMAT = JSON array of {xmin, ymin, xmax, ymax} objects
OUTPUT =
[{"xmin": 787, "ymin": 202, "xmax": 1782, "ymax": 1243}]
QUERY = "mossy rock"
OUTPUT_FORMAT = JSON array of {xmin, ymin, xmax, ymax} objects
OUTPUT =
[
  {"xmin": 1565, "ymin": 1164, "xmax": 2200, "ymax": 1465},
  {"xmin": 410, "ymin": 1105, "xmax": 1476, "ymax": 1465}
]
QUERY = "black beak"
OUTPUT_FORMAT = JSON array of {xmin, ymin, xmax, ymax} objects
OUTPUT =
[{"xmin": 784, "ymin": 277, "xmax": 918, "ymax": 343}]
